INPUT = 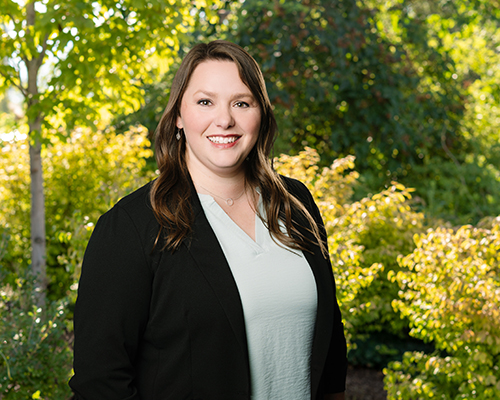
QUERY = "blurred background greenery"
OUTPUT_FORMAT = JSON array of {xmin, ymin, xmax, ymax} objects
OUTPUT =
[{"xmin": 1, "ymin": 0, "xmax": 499, "ymax": 398}]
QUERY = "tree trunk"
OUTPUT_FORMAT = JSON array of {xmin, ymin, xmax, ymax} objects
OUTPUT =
[
  {"xmin": 29, "ymin": 125, "xmax": 47, "ymax": 305},
  {"xmin": 26, "ymin": 0, "xmax": 47, "ymax": 305}
]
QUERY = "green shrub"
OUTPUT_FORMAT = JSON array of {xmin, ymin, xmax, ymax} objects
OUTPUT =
[
  {"xmin": 408, "ymin": 157, "xmax": 500, "ymax": 225},
  {"xmin": 385, "ymin": 218, "xmax": 500, "ymax": 398},
  {"xmin": 327, "ymin": 182, "xmax": 425, "ymax": 340},
  {"xmin": 0, "ymin": 271, "xmax": 72, "ymax": 400}
]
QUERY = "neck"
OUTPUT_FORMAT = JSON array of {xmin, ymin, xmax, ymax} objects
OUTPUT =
[
  {"xmin": 193, "ymin": 177, "xmax": 246, "ymax": 200},
  {"xmin": 188, "ymin": 166, "xmax": 247, "ymax": 200},
  {"xmin": 188, "ymin": 168, "xmax": 258, "ymax": 210}
]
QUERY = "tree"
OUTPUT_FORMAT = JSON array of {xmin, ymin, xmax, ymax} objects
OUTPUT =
[
  {"xmin": 366, "ymin": 0, "xmax": 500, "ymax": 221},
  {"xmin": 228, "ymin": 0, "xmax": 500, "ymax": 223},
  {"xmin": 229, "ymin": 0, "xmax": 457, "ymax": 172},
  {"xmin": 0, "ymin": 0, "xmax": 221, "ymax": 303}
]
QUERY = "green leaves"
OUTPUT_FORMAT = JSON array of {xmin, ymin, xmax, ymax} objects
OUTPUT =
[
  {"xmin": 386, "ymin": 219, "xmax": 500, "ymax": 398},
  {"xmin": 226, "ymin": 0, "xmax": 500, "ymax": 223},
  {"xmin": 0, "ymin": 0, "xmax": 223, "ymax": 134},
  {"xmin": 0, "ymin": 125, "xmax": 155, "ymax": 300},
  {"xmin": 230, "ymin": 0, "xmax": 443, "ymax": 169},
  {"xmin": 0, "ymin": 276, "xmax": 72, "ymax": 400}
]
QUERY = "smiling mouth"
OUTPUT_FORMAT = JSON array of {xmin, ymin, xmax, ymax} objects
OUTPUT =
[{"xmin": 208, "ymin": 136, "xmax": 239, "ymax": 144}]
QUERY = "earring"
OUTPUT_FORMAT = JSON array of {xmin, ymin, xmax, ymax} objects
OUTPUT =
[{"xmin": 176, "ymin": 128, "xmax": 183, "ymax": 141}]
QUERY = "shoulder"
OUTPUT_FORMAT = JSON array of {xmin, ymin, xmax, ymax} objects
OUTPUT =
[
  {"xmin": 94, "ymin": 180, "xmax": 159, "ymax": 246},
  {"xmin": 279, "ymin": 175, "xmax": 314, "ymax": 206},
  {"xmin": 104, "ymin": 180, "xmax": 156, "ymax": 224},
  {"xmin": 279, "ymin": 175, "xmax": 308, "ymax": 194},
  {"xmin": 279, "ymin": 175, "xmax": 325, "ymax": 230},
  {"xmin": 113, "ymin": 180, "xmax": 154, "ymax": 213}
]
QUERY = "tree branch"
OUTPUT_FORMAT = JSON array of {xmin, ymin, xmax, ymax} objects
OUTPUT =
[
  {"xmin": 16, "ymin": 58, "xmax": 29, "ymax": 96},
  {"xmin": 0, "ymin": 69, "xmax": 27, "ymax": 97},
  {"xmin": 7, "ymin": 13, "xmax": 16, "ymax": 25},
  {"xmin": 36, "ymin": 32, "xmax": 50, "ymax": 70}
]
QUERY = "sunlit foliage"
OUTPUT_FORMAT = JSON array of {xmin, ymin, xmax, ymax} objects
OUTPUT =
[
  {"xmin": 0, "ymin": 125, "xmax": 155, "ymax": 300},
  {"xmin": 0, "ymin": 0, "xmax": 223, "ymax": 133},
  {"xmin": 385, "ymin": 218, "xmax": 500, "ymax": 398}
]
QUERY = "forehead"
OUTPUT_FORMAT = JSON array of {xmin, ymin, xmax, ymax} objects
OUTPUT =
[{"xmin": 185, "ymin": 60, "xmax": 251, "ymax": 93}]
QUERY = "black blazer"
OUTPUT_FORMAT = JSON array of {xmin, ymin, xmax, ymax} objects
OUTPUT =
[{"xmin": 69, "ymin": 176, "xmax": 347, "ymax": 400}]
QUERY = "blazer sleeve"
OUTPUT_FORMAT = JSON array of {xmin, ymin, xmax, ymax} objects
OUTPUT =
[
  {"xmin": 69, "ymin": 205, "xmax": 153, "ymax": 400},
  {"xmin": 287, "ymin": 178, "xmax": 348, "ymax": 394}
]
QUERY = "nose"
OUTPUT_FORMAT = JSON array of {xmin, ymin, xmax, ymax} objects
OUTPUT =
[{"xmin": 214, "ymin": 105, "xmax": 235, "ymax": 130}]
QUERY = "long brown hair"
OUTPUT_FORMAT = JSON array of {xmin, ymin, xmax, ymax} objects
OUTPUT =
[{"xmin": 150, "ymin": 40, "xmax": 326, "ymax": 256}]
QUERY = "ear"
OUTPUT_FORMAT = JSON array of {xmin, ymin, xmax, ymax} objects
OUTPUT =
[{"xmin": 176, "ymin": 116, "xmax": 183, "ymax": 129}]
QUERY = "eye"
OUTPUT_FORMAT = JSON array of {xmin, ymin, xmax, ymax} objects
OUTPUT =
[
  {"xmin": 234, "ymin": 101, "xmax": 250, "ymax": 108},
  {"xmin": 197, "ymin": 99, "xmax": 212, "ymax": 106}
]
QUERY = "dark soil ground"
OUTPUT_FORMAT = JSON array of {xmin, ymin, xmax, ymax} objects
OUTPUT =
[{"xmin": 345, "ymin": 365, "xmax": 387, "ymax": 400}]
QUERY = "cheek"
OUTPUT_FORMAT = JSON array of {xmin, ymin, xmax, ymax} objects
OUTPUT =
[
  {"xmin": 184, "ymin": 121, "xmax": 206, "ymax": 143},
  {"xmin": 247, "ymin": 119, "xmax": 261, "ymax": 150},
  {"xmin": 181, "ymin": 107, "xmax": 210, "ymax": 133},
  {"xmin": 244, "ymin": 111, "xmax": 261, "ymax": 134}
]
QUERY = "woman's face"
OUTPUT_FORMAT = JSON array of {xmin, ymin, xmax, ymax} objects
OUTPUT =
[{"xmin": 176, "ymin": 60, "xmax": 261, "ymax": 179}]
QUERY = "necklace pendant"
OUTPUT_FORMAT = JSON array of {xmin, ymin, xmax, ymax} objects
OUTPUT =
[{"xmin": 226, "ymin": 198, "xmax": 234, "ymax": 206}]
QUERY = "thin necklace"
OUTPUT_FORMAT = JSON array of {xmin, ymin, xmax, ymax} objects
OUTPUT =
[{"xmin": 197, "ymin": 183, "xmax": 246, "ymax": 206}]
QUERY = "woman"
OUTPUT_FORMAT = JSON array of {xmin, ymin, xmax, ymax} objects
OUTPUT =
[{"xmin": 70, "ymin": 40, "xmax": 347, "ymax": 400}]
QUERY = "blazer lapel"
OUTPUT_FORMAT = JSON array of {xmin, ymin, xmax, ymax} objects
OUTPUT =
[
  {"xmin": 288, "ymin": 180, "xmax": 336, "ymax": 399},
  {"xmin": 304, "ymin": 247, "xmax": 335, "ymax": 397},
  {"xmin": 186, "ymin": 184, "xmax": 249, "ymax": 359}
]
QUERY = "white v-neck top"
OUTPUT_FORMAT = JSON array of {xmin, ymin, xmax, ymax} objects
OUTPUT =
[{"xmin": 198, "ymin": 194, "xmax": 318, "ymax": 400}]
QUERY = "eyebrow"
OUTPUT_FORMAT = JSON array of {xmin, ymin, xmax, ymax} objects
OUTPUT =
[{"xmin": 193, "ymin": 90, "xmax": 255, "ymax": 99}]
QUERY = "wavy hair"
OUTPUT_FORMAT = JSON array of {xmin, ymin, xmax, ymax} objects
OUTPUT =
[{"xmin": 150, "ymin": 40, "xmax": 326, "ymax": 256}]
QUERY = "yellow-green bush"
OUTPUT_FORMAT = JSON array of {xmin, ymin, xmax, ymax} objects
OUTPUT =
[
  {"xmin": 327, "ymin": 182, "xmax": 425, "ymax": 344},
  {"xmin": 385, "ymin": 219, "xmax": 500, "ymax": 398},
  {"xmin": 0, "ymin": 125, "xmax": 155, "ymax": 300}
]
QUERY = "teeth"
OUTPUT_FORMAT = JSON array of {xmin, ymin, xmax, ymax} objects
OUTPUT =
[{"xmin": 208, "ymin": 136, "xmax": 238, "ymax": 144}]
